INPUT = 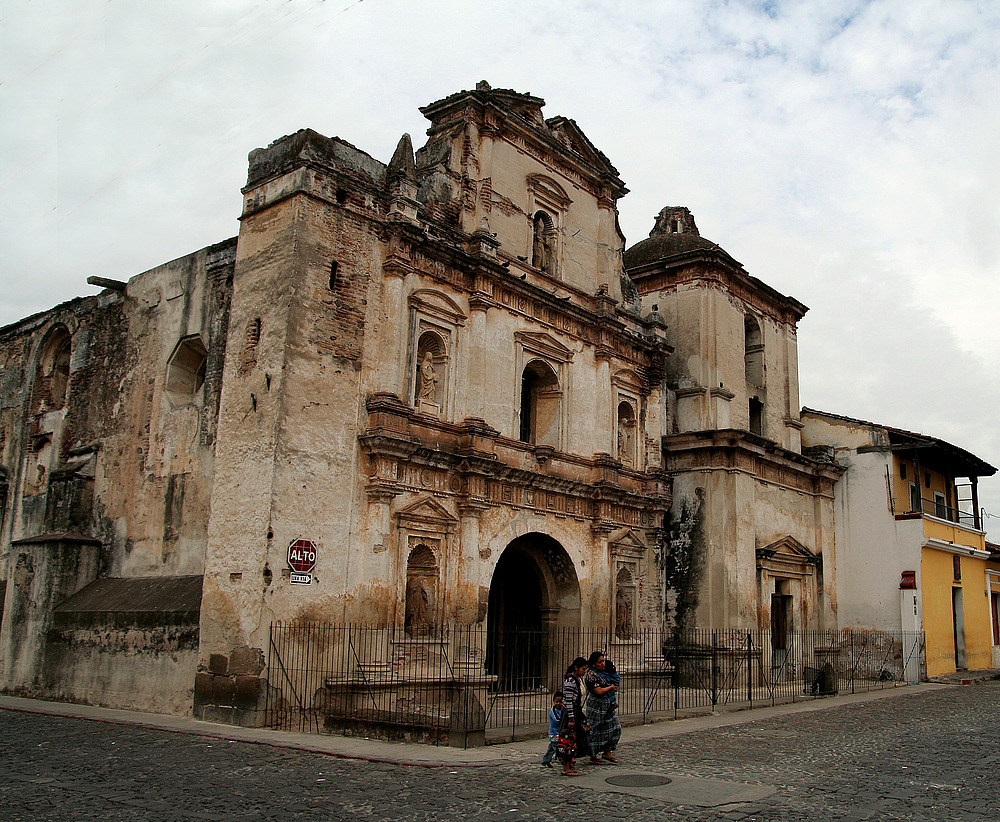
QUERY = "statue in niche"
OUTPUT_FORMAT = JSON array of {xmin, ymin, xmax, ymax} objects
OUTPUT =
[
  {"xmin": 618, "ymin": 415, "xmax": 635, "ymax": 466},
  {"xmin": 405, "ymin": 576, "xmax": 432, "ymax": 636},
  {"xmin": 532, "ymin": 213, "xmax": 553, "ymax": 272},
  {"xmin": 615, "ymin": 584, "xmax": 633, "ymax": 640},
  {"xmin": 418, "ymin": 352, "xmax": 438, "ymax": 401}
]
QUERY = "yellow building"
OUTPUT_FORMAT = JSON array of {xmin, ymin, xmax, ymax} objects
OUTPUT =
[
  {"xmin": 801, "ymin": 410, "xmax": 997, "ymax": 678},
  {"xmin": 986, "ymin": 542, "xmax": 1000, "ymax": 669}
]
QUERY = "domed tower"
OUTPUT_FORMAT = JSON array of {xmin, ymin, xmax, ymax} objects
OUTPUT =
[
  {"xmin": 625, "ymin": 207, "xmax": 806, "ymax": 448},
  {"xmin": 624, "ymin": 208, "xmax": 841, "ymax": 635}
]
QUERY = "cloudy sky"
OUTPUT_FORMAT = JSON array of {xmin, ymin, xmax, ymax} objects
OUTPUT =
[{"xmin": 3, "ymin": 0, "xmax": 999, "ymax": 537}]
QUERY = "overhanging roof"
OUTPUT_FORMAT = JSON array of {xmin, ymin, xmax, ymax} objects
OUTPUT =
[{"xmin": 802, "ymin": 408, "xmax": 996, "ymax": 479}]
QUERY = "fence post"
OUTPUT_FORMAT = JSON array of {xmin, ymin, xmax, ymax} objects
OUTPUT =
[
  {"xmin": 711, "ymin": 629, "xmax": 718, "ymax": 709},
  {"xmin": 672, "ymin": 631, "xmax": 679, "ymax": 719},
  {"xmin": 850, "ymin": 631, "xmax": 856, "ymax": 695},
  {"xmin": 746, "ymin": 630, "xmax": 752, "ymax": 705}
]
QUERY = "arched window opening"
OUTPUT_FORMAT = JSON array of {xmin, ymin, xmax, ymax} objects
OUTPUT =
[
  {"xmin": 414, "ymin": 331, "xmax": 447, "ymax": 415},
  {"xmin": 519, "ymin": 360, "xmax": 560, "ymax": 447},
  {"xmin": 404, "ymin": 543, "xmax": 439, "ymax": 637},
  {"xmin": 744, "ymin": 314, "xmax": 764, "ymax": 386},
  {"xmin": 33, "ymin": 328, "xmax": 73, "ymax": 414},
  {"xmin": 531, "ymin": 211, "xmax": 556, "ymax": 274},
  {"xmin": 615, "ymin": 566, "xmax": 635, "ymax": 640},
  {"xmin": 749, "ymin": 396, "xmax": 764, "ymax": 436},
  {"xmin": 166, "ymin": 336, "xmax": 208, "ymax": 395},
  {"xmin": 45, "ymin": 333, "xmax": 72, "ymax": 410},
  {"xmin": 616, "ymin": 401, "xmax": 637, "ymax": 468}
]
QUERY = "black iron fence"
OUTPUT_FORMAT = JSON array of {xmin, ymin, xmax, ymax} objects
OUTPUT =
[{"xmin": 265, "ymin": 623, "xmax": 923, "ymax": 746}]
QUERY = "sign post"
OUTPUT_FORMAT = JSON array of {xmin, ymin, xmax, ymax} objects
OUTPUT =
[{"xmin": 287, "ymin": 538, "xmax": 317, "ymax": 584}]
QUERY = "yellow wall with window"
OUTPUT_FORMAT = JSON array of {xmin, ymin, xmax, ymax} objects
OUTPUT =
[
  {"xmin": 893, "ymin": 457, "xmax": 953, "ymax": 515},
  {"xmin": 921, "ymin": 547, "xmax": 993, "ymax": 676}
]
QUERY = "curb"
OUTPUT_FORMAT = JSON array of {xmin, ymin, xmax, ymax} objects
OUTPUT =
[{"xmin": 0, "ymin": 681, "xmax": 967, "ymax": 768}]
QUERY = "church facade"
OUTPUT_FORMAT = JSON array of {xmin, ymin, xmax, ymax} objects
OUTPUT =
[{"xmin": 1, "ymin": 83, "xmax": 846, "ymax": 726}]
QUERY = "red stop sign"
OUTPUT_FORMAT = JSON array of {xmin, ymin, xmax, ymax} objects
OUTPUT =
[{"xmin": 287, "ymin": 538, "xmax": 317, "ymax": 573}]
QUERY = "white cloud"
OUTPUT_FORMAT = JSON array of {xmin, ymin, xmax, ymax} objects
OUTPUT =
[{"xmin": 2, "ymin": 0, "xmax": 998, "ymax": 534}]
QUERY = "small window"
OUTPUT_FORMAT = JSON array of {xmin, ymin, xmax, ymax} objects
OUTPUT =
[
  {"xmin": 519, "ymin": 359, "xmax": 560, "ymax": 446},
  {"xmin": 953, "ymin": 555, "xmax": 962, "ymax": 582},
  {"xmin": 900, "ymin": 463, "xmax": 907, "ymax": 479},
  {"xmin": 166, "ymin": 337, "xmax": 208, "ymax": 395},
  {"xmin": 925, "ymin": 472, "xmax": 931, "ymax": 488},
  {"xmin": 328, "ymin": 261, "xmax": 340, "ymax": 291},
  {"xmin": 744, "ymin": 314, "xmax": 764, "ymax": 386},
  {"xmin": 749, "ymin": 397, "xmax": 763, "ymax": 436},
  {"xmin": 934, "ymin": 492, "xmax": 948, "ymax": 520}
]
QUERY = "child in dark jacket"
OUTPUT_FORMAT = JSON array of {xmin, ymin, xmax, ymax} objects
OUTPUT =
[{"xmin": 541, "ymin": 692, "xmax": 563, "ymax": 766}]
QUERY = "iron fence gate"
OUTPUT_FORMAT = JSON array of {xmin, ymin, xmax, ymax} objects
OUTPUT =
[{"xmin": 265, "ymin": 623, "xmax": 923, "ymax": 746}]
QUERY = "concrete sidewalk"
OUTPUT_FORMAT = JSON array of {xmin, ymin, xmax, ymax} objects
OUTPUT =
[{"xmin": 0, "ymin": 679, "xmax": 971, "ymax": 768}]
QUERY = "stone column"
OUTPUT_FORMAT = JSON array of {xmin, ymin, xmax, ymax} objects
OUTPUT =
[
  {"xmin": 594, "ymin": 352, "xmax": 613, "ymax": 454},
  {"xmin": 596, "ymin": 190, "xmax": 622, "ymax": 302},
  {"xmin": 456, "ymin": 502, "xmax": 488, "ymax": 626},
  {"xmin": 464, "ymin": 295, "xmax": 490, "ymax": 421}
]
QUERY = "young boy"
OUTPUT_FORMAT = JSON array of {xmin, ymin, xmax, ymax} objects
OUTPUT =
[{"xmin": 541, "ymin": 692, "xmax": 563, "ymax": 767}]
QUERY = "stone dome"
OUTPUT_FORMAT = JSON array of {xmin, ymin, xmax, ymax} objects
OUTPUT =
[{"xmin": 623, "ymin": 207, "xmax": 722, "ymax": 269}]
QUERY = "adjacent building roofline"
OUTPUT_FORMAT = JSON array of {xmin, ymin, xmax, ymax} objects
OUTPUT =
[{"xmin": 802, "ymin": 407, "xmax": 997, "ymax": 478}]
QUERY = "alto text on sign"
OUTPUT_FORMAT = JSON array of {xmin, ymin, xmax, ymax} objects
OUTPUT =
[{"xmin": 287, "ymin": 538, "xmax": 317, "ymax": 573}]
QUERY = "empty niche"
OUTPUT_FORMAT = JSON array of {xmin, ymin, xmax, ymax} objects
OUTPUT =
[
  {"xmin": 404, "ymin": 543, "xmax": 439, "ymax": 636},
  {"xmin": 166, "ymin": 336, "xmax": 208, "ymax": 396}
]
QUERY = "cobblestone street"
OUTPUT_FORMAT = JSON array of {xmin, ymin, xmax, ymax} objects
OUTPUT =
[{"xmin": 2, "ymin": 682, "xmax": 998, "ymax": 821}]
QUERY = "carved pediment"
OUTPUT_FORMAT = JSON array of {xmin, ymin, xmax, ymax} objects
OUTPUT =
[
  {"xmin": 612, "ymin": 368, "xmax": 643, "ymax": 393},
  {"xmin": 756, "ymin": 536, "xmax": 821, "ymax": 570},
  {"xmin": 609, "ymin": 528, "xmax": 648, "ymax": 556},
  {"xmin": 408, "ymin": 289, "xmax": 467, "ymax": 326},
  {"xmin": 515, "ymin": 330, "xmax": 574, "ymax": 363},
  {"xmin": 545, "ymin": 117, "xmax": 620, "ymax": 178},
  {"xmin": 395, "ymin": 495, "xmax": 459, "ymax": 530},
  {"xmin": 526, "ymin": 174, "xmax": 572, "ymax": 208}
]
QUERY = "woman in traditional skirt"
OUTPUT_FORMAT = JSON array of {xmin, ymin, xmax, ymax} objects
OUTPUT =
[
  {"xmin": 583, "ymin": 650, "xmax": 621, "ymax": 764},
  {"xmin": 557, "ymin": 656, "xmax": 589, "ymax": 776}
]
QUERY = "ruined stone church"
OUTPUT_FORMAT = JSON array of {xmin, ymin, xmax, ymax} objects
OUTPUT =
[{"xmin": 0, "ymin": 82, "xmax": 838, "ymax": 723}]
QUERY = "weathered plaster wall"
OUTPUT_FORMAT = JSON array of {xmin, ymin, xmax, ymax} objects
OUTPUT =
[
  {"xmin": 646, "ymin": 282, "xmax": 801, "ymax": 450},
  {"xmin": 196, "ymin": 90, "xmax": 670, "ymax": 728},
  {"xmin": 802, "ymin": 414, "xmax": 911, "ymax": 630},
  {"xmin": 481, "ymin": 139, "xmax": 621, "ymax": 298},
  {"xmin": 0, "ymin": 240, "xmax": 234, "ymax": 709},
  {"xmin": 667, "ymin": 463, "xmax": 836, "ymax": 632}
]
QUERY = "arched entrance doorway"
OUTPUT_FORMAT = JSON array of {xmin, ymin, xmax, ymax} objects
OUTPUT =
[{"xmin": 486, "ymin": 533, "xmax": 580, "ymax": 691}]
